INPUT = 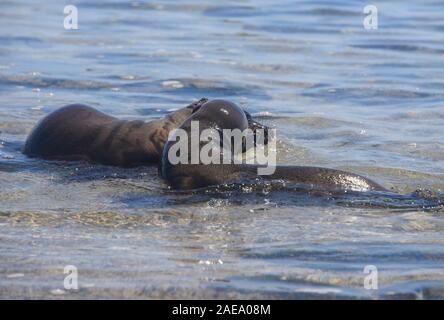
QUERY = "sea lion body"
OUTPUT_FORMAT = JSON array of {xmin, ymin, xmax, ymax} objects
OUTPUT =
[
  {"xmin": 161, "ymin": 100, "xmax": 386, "ymax": 192},
  {"xmin": 162, "ymin": 163, "xmax": 386, "ymax": 192},
  {"xmin": 24, "ymin": 99, "xmax": 208, "ymax": 166}
]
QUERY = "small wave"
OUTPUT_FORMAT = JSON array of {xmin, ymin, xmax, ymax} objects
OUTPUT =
[
  {"xmin": 353, "ymin": 44, "xmax": 444, "ymax": 55},
  {"xmin": 157, "ymin": 78, "xmax": 270, "ymax": 99},
  {"xmin": 0, "ymin": 74, "xmax": 114, "ymax": 90},
  {"xmin": 203, "ymin": 5, "xmax": 258, "ymax": 17}
]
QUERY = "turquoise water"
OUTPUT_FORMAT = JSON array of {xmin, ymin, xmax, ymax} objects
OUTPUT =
[{"xmin": 0, "ymin": 0, "xmax": 444, "ymax": 299}]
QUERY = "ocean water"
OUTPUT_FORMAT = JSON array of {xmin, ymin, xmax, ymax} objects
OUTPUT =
[{"xmin": 1, "ymin": 0, "xmax": 444, "ymax": 299}]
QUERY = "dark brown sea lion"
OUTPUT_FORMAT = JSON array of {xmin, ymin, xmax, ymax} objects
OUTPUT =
[
  {"xmin": 23, "ymin": 98, "xmax": 267, "ymax": 167},
  {"xmin": 23, "ymin": 99, "xmax": 207, "ymax": 166},
  {"xmin": 160, "ymin": 99, "xmax": 386, "ymax": 192}
]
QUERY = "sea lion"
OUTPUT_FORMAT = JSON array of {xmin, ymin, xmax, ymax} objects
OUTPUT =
[
  {"xmin": 161, "ymin": 99, "xmax": 386, "ymax": 192},
  {"xmin": 23, "ymin": 98, "xmax": 268, "ymax": 167},
  {"xmin": 23, "ymin": 99, "xmax": 207, "ymax": 166}
]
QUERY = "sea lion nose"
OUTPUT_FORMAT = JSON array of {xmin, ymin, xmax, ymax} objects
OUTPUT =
[
  {"xmin": 244, "ymin": 111, "xmax": 269, "ymax": 146},
  {"xmin": 250, "ymin": 119, "xmax": 269, "ymax": 146}
]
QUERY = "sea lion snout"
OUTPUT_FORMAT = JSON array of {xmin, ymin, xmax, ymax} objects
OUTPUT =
[{"xmin": 244, "ymin": 111, "xmax": 269, "ymax": 146}]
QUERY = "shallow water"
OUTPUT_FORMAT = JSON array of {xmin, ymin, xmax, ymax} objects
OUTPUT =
[{"xmin": 1, "ymin": 0, "xmax": 444, "ymax": 299}]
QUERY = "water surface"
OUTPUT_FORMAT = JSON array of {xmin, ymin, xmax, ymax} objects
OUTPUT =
[{"xmin": 1, "ymin": 0, "xmax": 444, "ymax": 299}]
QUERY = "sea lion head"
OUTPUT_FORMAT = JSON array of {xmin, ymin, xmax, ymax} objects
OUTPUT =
[
  {"xmin": 160, "ymin": 99, "xmax": 268, "ymax": 188},
  {"xmin": 190, "ymin": 99, "xmax": 248, "ymax": 129},
  {"xmin": 187, "ymin": 99, "xmax": 269, "ymax": 146}
]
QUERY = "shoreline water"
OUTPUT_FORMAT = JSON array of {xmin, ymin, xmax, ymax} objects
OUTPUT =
[{"xmin": 1, "ymin": 0, "xmax": 444, "ymax": 299}]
